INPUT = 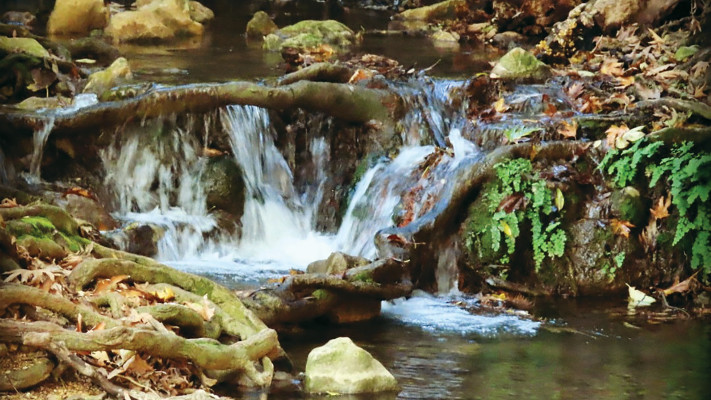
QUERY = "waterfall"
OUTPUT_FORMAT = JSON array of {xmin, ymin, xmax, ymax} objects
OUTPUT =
[
  {"xmin": 27, "ymin": 116, "xmax": 55, "ymax": 183},
  {"xmin": 220, "ymin": 105, "xmax": 333, "ymax": 267}
]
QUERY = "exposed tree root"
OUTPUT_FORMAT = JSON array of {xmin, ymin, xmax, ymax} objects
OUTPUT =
[
  {"xmin": 0, "ymin": 319, "xmax": 278, "ymax": 380},
  {"xmin": 0, "ymin": 80, "xmax": 399, "ymax": 138},
  {"xmin": 0, "ymin": 350, "xmax": 55, "ymax": 391},
  {"xmin": 277, "ymin": 62, "xmax": 354, "ymax": 85}
]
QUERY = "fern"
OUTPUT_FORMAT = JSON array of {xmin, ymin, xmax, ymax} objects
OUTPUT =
[{"xmin": 602, "ymin": 139, "xmax": 711, "ymax": 276}]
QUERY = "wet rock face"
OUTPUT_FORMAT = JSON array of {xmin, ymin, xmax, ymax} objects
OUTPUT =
[
  {"xmin": 304, "ymin": 337, "xmax": 399, "ymax": 394},
  {"xmin": 201, "ymin": 155, "xmax": 246, "ymax": 220},
  {"xmin": 47, "ymin": 0, "xmax": 109, "ymax": 35},
  {"xmin": 493, "ymin": 0, "xmax": 580, "ymax": 33}
]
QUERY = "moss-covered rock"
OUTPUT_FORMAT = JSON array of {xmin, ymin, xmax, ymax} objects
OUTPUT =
[
  {"xmin": 246, "ymin": 11, "xmax": 278, "ymax": 38},
  {"xmin": 304, "ymin": 337, "xmax": 399, "ymax": 394},
  {"xmin": 0, "ymin": 37, "xmax": 49, "ymax": 58},
  {"xmin": 106, "ymin": 0, "xmax": 207, "ymax": 42},
  {"xmin": 490, "ymin": 47, "xmax": 551, "ymax": 82},
  {"xmin": 263, "ymin": 20, "xmax": 355, "ymax": 53},
  {"xmin": 83, "ymin": 57, "xmax": 132, "ymax": 95},
  {"xmin": 395, "ymin": 0, "xmax": 467, "ymax": 22},
  {"xmin": 306, "ymin": 252, "xmax": 370, "ymax": 275},
  {"xmin": 201, "ymin": 156, "xmax": 246, "ymax": 219}
]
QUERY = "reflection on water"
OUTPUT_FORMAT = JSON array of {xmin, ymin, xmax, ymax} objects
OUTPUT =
[{"xmin": 271, "ymin": 300, "xmax": 710, "ymax": 400}]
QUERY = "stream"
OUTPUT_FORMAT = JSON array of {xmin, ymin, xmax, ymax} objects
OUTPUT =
[{"xmin": 5, "ymin": 0, "xmax": 711, "ymax": 398}]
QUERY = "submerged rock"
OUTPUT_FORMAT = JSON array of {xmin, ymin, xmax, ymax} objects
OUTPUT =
[
  {"xmin": 106, "ymin": 0, "xmax": 210, "ymax": 42},
  {"xmin": 263, "ymin": 20, "xmax": 355, "ymax": 52},
  {"xmin": 246, "ymin": 11, "xmax": 278, "ymax": 38},
  {"xmin": 490, "ymin": 47, "xmax": 551, "ymax": 81},
  {"xmin": 304, "ymin": 337, "xmax": 399, "ymax": 394},
  {"xmin": 47, "ymin": 0, "xmax": 109, "ymax": 35}
]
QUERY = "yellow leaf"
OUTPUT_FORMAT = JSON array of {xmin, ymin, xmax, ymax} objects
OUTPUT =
[
  {"xmin": 185, "ymin": 295, "xmax": 215, "ymax": 321},
  {"xmin": 616, "ymin": 75, "xmax": 635, "ymax": 88},
  {"xmin": 627, "ymin": 283, "xmax": 656, "ymax": 307},
  {"xmin": 94, "ymin": 275, "xmax": 130, "ymax": 294},
  {"xmin": 555, "ymin": 188, "xmax": 565, "ymax": 211},
  {"xmin": 500, "ymin": 220, "xmax": 513, "ymax": 237},
  {"xmin": 493, "ymin": 98, "xmax": 509, "ymax": 113},
  {"xmin": 150, "ymin": 286, "xmax": 175, "ymax": 302},
  {"xmin": 600, "ymin": 58, "xmax": 624, "ymax": 76},
  {"xmin": 605, "ymin": 124, "xmax": 629, "ymax": 147}
]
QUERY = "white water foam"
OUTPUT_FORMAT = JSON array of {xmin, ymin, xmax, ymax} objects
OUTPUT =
[{"xmin": 382, "ymin": 291, "xmax": 540, "ymax": 336}]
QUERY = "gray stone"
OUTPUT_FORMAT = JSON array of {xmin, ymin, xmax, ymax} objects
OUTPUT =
[
  {"xmin": 246, "ymin": 11, "xmax": 278, "ymax": 38},
  {"xmin": 201, "ymin": 156, "xmax": 246, "ymax": 219},
  {"xmin": 304, "ymin": 337, "xmax": 399, "ymax": 394}
]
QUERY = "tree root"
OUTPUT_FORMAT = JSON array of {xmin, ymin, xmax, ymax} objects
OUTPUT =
[
  {"xmin": 0, "ymin": 319, "xmax": 278, "ymax": 375},
  {"xmin": 136, "ymin": 304, "xmax": 215, "ymax": 339},
  {"xmin": 0, "ymin": 350, "xmax": 55, "ymax": 391},
  {"xmin": 0, "ymin": 80, "xmax": 399, "ymax": 138},
  {"xmin": 638, "ymin": 98, "xmax": 711, "ymax": 121},
  {"xmin": 69, "ymin": 257, "xmax": 268, "ymax": 340},
  {"xmin": 0, "ymin": 203, "xmax": 79, "ymax": 236},
  {"xmin": 277, "ymin": 62, "xmax": 354, "ymax": 85}
]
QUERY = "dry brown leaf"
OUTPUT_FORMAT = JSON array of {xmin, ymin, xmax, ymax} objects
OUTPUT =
[
  {"xmin": 90, "ymin": 321, "xmax": 106, "ymax": 331},
  {"xmin": 600, "ymin": 58, "xmax": 624, "ymax": 76},
  {"xmin": 663, "ymin": 271, "xmax": 699, "ymax": 296},
  {"xmin": 126, "ymin": 353, "xmax": 154, "ymax": 374},
  {"xmin": 616, "ymin": 75, "xmax": 635, "ymax": 88},
  {"xmin": 544, "ymin": 102, "xmax": 557, "ymax": 116},
  {"xmin": 557, "ymin": 120, "xmax": 578, "ymax": 139},
  {"xmin": 94, "ymin": 275, "xmax": 130, "ymax": 294},
  {"xmin": 566, "ymin": 82, "xmax": 585, "ymax": 100},
  {"xmin": 647, "ymin": 28, "xmax": 665, "ymax": 46},
  {"xmin": 63, "ymin": 187, "xmax": 98, "ymax": 201},
  {"xmin": 497, "ymin": 193, "xmax": 525, "ymax": 213},
  {"xmin": 639, "ymin": 221, "xmax": 658, "ymax": 253},
  {"xmin": 650, "ymin": 196, "xmax": 671, "ymax": 220},
  {"xmin": 605, "ymin": 124, "xmax": 629, "ymax": 147},
  {"xmin": 76, "ymin": 313, "xmax": 83, "ymax": 332},
  {"xmin": 185, "ymin": 295, "xmax": 215, "ymax": 321},
  {"xmin": 348, "ymin": 68, "xmax": 375, "ymax": 84},
  {"xmin": 611, "ymin": 218, "xmax": 635, "ymax": 238}
]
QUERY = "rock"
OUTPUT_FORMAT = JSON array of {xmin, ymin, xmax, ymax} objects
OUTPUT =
[
  {"xmin": 201, "ymin": 156, "xmax": 246, "ymax": 219},
  {"xmin": 610, "ymin": 187, "xmax": 647, "ymax": 227},
  {"xmin": 304, "ymin": 337, "xmax": 399, "ymax": 394},
  {"xmin": 246, "ymin": 11, "xmax": 278, "ymax": 38},
  {"xmin": 83, "ymin": 57, "xmax": 132, "ymax": 95},
  {"xmin": 16, "ymin": 96, "xmax": 71, "ymax": 110},
  {"xmin": 104, "ymin": 223, "xmax": 164, "ymax": 257},
  {"xmin": 492, "ymin": 31, "xmax": 527, "ymax": 49},
  {"xmin": 327, "ymin": 298, "xmax": 382, "ymax": 323},
  {"xmin": 395, "ymin": 0, "xmax": 467, "ymax": 22},
  {"xmin": 54, "ymin": 194, "xmax": 119, "ymax": 231},
  {"xmin": 0, "ymin": 37, "xmax": 49, "ymax": 58},
  {"xmin": 490, "ymin": 47, "xmax": 551, "ymax": 81},
  {"xmin": 307, "ymin": 251, "xmax": 370, "ymax": 275},
  {"xmin": 47, "ymin": 0, "xmax": 109, "ymax": 35},
  {"xmin": 263, "ymin": 20, "xmax": 355, "ymax": 52},
  {"xmin": 430, "ymin": 29, "xmax": 460, "ymax": 48},
  {"xmin": 106, "ymin": 0, "xmax": 207, "ymax": 42},
  {"xmin": 493, "ymin": 0, "xmax": 579, "ymax": 32},
  {"xmin": 188, "ymin": 0, "xmax": 214, "ymax": 24},
  {"xmin": 1, "ymin": 11, "xmax": 37, "ymax": 28},
  {"xmin": 592, "ymin": 0, "xmax": 641, "ymax": 32}
]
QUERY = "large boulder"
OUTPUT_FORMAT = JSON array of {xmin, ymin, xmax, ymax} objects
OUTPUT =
[
  {"xmin": 201, "ymin": 156, "xmax": 246, "ymax": 219},
  {"xmin": 395, "ymin": 0, "xmax": 467, "ymax": 22},
  {"xmin": 592, "ymin": 0, "xmax": 641, "ymax": 31},
  {"xmin": 47, "ymin": 0, "xmax": 109, "ymax": 35},
  {"xmin": 304, "ymin": 337, "xmax": 399, "ymax": 394},
  {"xmin": 106, "ymin": 0, "xmax": 210, "ymax": 42},
  {"xmin": 490, "ymin": 47, "xmax": 551, "ymax": 81},
  {"xmin": 246, "ymin": 11, "xmax": 278, "ymax": 38},
  {"xmin": 307, "ymin": 251, "xmax": 370, "ymax": 275}
]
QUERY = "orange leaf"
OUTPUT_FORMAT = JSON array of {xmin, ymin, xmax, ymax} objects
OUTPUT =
[
  {"xmin": 662, "ymin": 271, "xmax": 699, "ymax": 296},
  {"xmin": 348, "ymin": 68, "xmax": 375, "ymax": 84},
  {"xmin": 605, "ymin": 124, "xmax": 629, "ymax": 147},
  {"xmin": 76, "ymin": 313, "xmax": 83, "ymax": 332},
  {"xmin": 493, "ymin": 98, "xmax": 509, "ymax": 113},
  {"xmin": 650, "ymin": 196, "xmax": 671, "ymax": 220},
  {"xmin": 387, "ymin": 234, "xmax": 408, "ymax": 246},
  {"xmin": 611, "ymin": 218, "xmax": 635, "ymax": 238},
  {"xmin": 63, "ymin": 187, "xmax": 98, "ymax": 201},
  {"xmin": 558, "ymin": 120, "xmax": 578, "ymax": 139},
  {"xmin": 94, "ymin": 275, "xmax": 130, "ymax": 294},
  {"xmin": 544, "ymin": 102, "xmax": 557, "ymax": 116},
  {"xmin": 90, "ymin": 322, "xmax": 106, "ymax": 332},
  {"xmin": 126, "ymin": 353, "xmax": 154, "ymax": 374}
]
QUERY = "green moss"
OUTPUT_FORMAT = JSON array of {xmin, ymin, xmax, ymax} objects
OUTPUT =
[
  {"xmin": 351, "ymin": 272, "xmax": 374, "ymax": 283},
  {"xmin": 312, "ymin": 289, "xmax": 330, "ymax": 300}
]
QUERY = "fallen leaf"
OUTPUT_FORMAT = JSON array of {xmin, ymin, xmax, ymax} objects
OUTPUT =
[
  {"xmin": 566, "ymin": 82, "xmax": 584, "ymax": 100},
  {"xmin": 600, "ymin": 58, "xmax": 624, "ymax": 76},
  {"xmin": 93, "ymin": 275, "xmax": 130, "ymax": 294},
  {"xmin": 500, "ymin": 220, "xmax": 513, "ymax": 237},
  {"xmin": 150, "ymin": 286, "xmax": 175, "ymax": 302},
  {"xmin": 63, "ymin": 187, "xmax": 99, "ymax": 201},
  {"xmin": 348, "ymin": 68, "xmax": 374, "ymax": 84},
  {"xmin": 662, "ymin": 271, "xmax": 699, "ymax": 296},
  {"xmin": 387, "ymin": 234, "xmax": 408, "ymax": 246},
  {"xmin": 493, "ymin": 98, "xmax": 509, "ymax": 113},
  {"xmin": 627, "ymin": 283, "xmax": 656, "ymax": 307},
  {"xmin": 90, "ymin": 351, "xmax": 111, "ymax": 365},
  {"xmin": 558, "ymin": 120, "xmax": 578, "ymax": 139},
  {"xmin": 185, "ymin": 295, "xmax": 215, "ymax": 321},
  {"xmin": 497, "ymin": 193, "xmax": 525, "ymax": 213},
  {"xmin": 650, "ymin": 196, "xmax": 671, "ymax": 220},
  {"xmin": 555, "ymin": 188, "xmax": 565, "ymax": 211},
  {"xmin": 126, "ymin": 353, "xmax": 154, "ymax": 374},
  {"xmin": 544, "ymin": 102, "xmax": 557, "ymax": 116},
  {"xmin": 605, "ymin": 124, "xmax": 629, "ymax": 147},
  {"xmin": 611, "ymin": 218, "xmax": 635, "ymax": 238},
  {"xmin": 0, "ymin": 198, "xmax": 18, "ymax": 208},
  {"xmin": 647, "ymin": 28, "xmax": 665, "ymax": 46}
]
